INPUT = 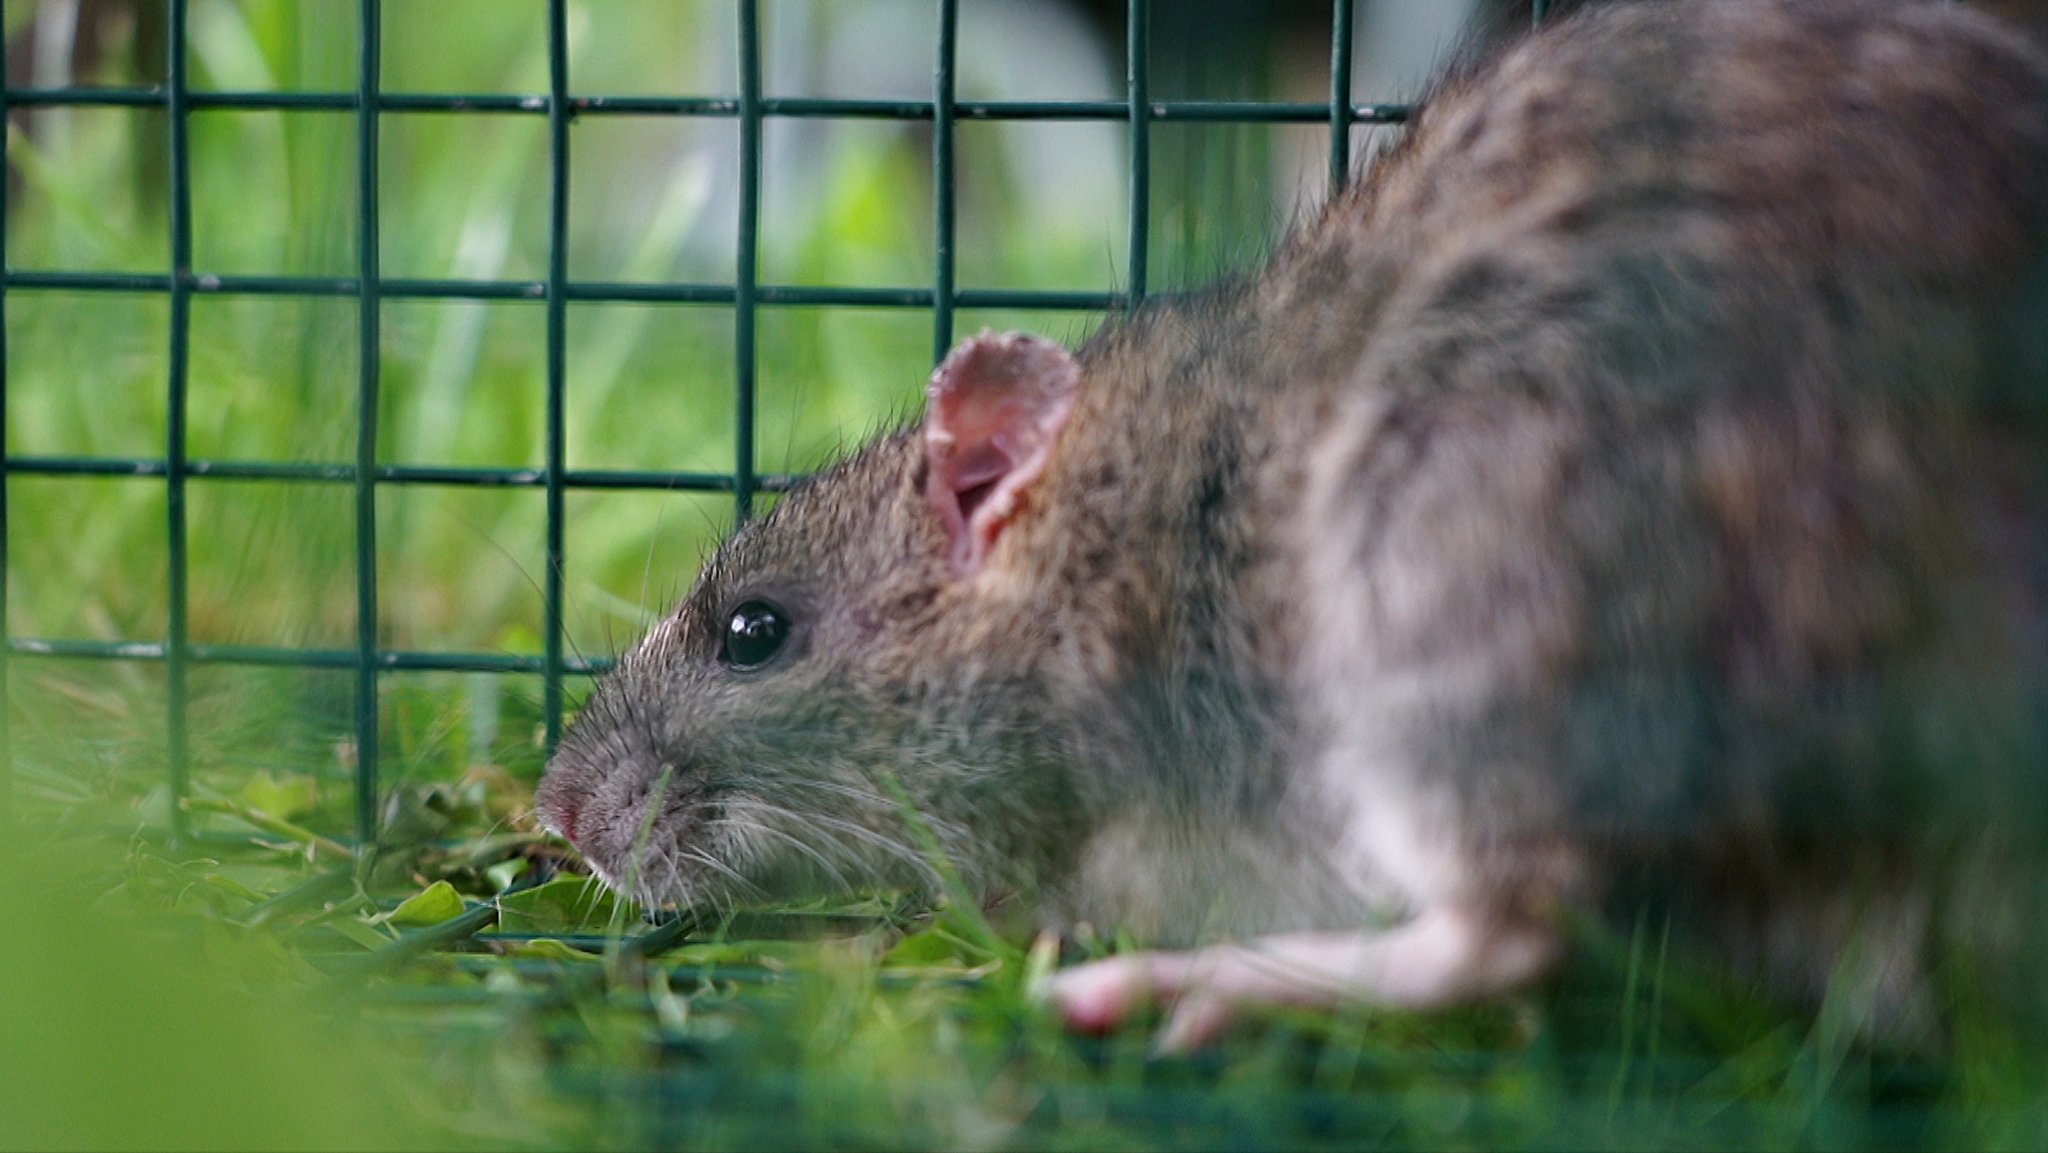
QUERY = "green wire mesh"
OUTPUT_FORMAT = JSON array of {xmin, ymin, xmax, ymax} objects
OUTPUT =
[{"xmin": 0, "ymin": 0, "xmax": 1498, "ymax": 845}]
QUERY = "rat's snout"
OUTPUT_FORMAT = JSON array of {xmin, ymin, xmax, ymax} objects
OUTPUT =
[{"xmin": 531, "ymin": 771, "xmax": 584, "ymax": 847}]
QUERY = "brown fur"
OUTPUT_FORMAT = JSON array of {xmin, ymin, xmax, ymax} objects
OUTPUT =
[{"xmin": 538, "ymin": 0, "xmax": 2048, "ymax": 1032}]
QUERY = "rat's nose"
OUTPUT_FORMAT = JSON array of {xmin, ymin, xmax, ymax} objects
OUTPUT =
[{"xmin": 532, "ymin": 778, "xmax": 583, "ymax": 846}]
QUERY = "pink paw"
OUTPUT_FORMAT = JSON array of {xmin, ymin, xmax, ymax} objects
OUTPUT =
[
  {"xmin": 1043, "ymin": 955, "xmax": 1158, "ymax": 1034},
  {"xmin": 1042, "ymin": 951, "xmax": 1241, "ymax": 1052},
  {"xmin": 1036, "ymin": 918, "xmax": 1560, "ymax": 1050}
]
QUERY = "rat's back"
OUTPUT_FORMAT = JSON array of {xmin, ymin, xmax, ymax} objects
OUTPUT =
[
  {"xmin": 1237, "ymin": 0, "xmax": 2048, "ymax": 1037},
  {"xmin": 1307, "ymin": 0, "xmax": 2048, "ymax": 280}
]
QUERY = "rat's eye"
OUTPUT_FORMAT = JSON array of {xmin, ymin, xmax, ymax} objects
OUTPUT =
[{"xmin": 720, "ymin": 599, "xmax": 791, "ymax": 670}]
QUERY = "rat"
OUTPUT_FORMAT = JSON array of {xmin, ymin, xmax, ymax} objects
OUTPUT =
[{"xmin": 535, "ymin": 0, "xmax": 2048, "ymax": 1051}]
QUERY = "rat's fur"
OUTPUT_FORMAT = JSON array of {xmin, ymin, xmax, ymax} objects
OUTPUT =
[{"xmin": 537, "ymin": 0, "xmax": 2048, "ymax": 1042}]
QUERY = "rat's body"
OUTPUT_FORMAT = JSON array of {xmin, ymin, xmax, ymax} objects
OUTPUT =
[{"xmin": 537, "ymin": 0, "xmax": 2048, "ymax": 1045}]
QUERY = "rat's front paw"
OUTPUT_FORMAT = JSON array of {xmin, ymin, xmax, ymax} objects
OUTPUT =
[
  {"xmin": 1041, "ymin": 918, "xmax": 1552, "ymax": 1051},
  {"xmin": 1043, "ymin": 954, "xmax": 1157, "ymax": 1034},
  {"xmin": 1043, "ymin": 951, "xmax": 1243, "ymax": 1052}
]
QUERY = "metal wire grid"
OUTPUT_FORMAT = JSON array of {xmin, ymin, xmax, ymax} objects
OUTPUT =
[{"xmin": 0, "ymin": 0, "xmax": 1522, "ymax": 846}]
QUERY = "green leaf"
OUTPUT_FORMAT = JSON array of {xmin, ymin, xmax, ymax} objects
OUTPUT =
[
  {"xmin": 494, "ymin": 876, "xmax": 642, "ymax": 935},
  {"xmin": 384, "ymin": 881, "xmax": 466, "ymax": 927},
  {"xmin": 326, "ymin": 916, "xmax": 396, "ymax": 952},
  {"xmin": 485, "ymin": 857, "xmax": 530, "ymax": 893},
  {"xmin": 234, "ymin": 770, "xmax": 318, "ymax": 822},
  {"xmin": 197, "ymin": 873, "xmax": 268, "ymax": 906},
  {"xmin": 661, "ymin": 940, "xmax": 805, "ymax": 968},
  {"xmin": 882, "ymin": 928, "xmax": 973, "ymax": 969},
  {"xmin": 503, "ymin": 938, "xmax": 597, "ymax": 963},
  {"xmin": 880, "ymin": 917, "xmax": 1005, "ymax": 977}
]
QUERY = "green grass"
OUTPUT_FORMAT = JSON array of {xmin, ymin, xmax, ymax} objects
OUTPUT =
[
  {"xmin": 14, "ymin": 793, "xmax": 2048, "ymax": 1150},
  {"xmin": 8, "ymin": 2, "xmax": 2048, "ymax": 1149}
]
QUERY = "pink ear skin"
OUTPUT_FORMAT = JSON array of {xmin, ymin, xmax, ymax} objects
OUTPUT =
[{"xmin": 923, "ymin": 330, "xmax": 1080, "ymax": 576}]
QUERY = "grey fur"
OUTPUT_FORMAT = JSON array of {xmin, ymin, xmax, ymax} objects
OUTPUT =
[{"xmin": 537, "ymin": 0, "xmax": 2048, "ymax": 1031}]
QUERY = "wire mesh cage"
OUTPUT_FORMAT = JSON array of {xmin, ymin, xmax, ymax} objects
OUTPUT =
[{"xmin": 0, "ymin": 0, "xmax": 1473, "ymax": 851}]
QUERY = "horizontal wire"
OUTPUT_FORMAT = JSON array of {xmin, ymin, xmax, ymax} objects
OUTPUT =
[
  {"xmin": 3, "ymin": 271, "xmax": 1122, "ymax": 311},
  {"xmin": 3, "ymin": 86, "xmax": 1409, "ymax": 124},
  {"xmin": 10, "ymin": 635, "xmax": 616, "ymax": 675},
  {"xmin": 4, "ymin": 455, "xmax": 802, "ymax": 492}
]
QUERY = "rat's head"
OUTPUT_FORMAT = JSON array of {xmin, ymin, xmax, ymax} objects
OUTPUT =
[{"xmin": 534, "ymin": 332, "xmax": 1085, "ymax": 910}]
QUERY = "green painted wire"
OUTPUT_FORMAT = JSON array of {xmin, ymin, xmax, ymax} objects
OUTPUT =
[
  {"xmin": 0, "ymin": 0, "xmax": 11, "ymax": 828},
  {"xmin": 165, "ymin": 0, "xmax": 194, "ymax": 849},
  {"xmin": 353, "ymin": 0, "xmax": 384, "ymax": 842},
  {"xmin": 1330, "ymin": 0, "xmax": 1355, "ymax": 191},
  {"xmin": 544, "ymin": 0, "xmax": 573, "ymax": 757},
  {"xmin": 1127, "ymin": 0, "xmax": 1149, "ymax": 305},
  {"xmin": 933, "ymin": 0, "xmax": 959, "ymax": 366},
  {"xmin": 734, "ymin": 0, "xmax": 762, "ymax": 527}
]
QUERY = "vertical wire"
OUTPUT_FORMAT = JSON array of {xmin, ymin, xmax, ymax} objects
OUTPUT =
[
  {"xmin": 353, "ymin": 0, "xmax": 383, "ymax": 841},
  {"xmin": 0, "ymin": 0, "xmax": 12, "ymax": 828},
  {"xmin": 1125, "ymin": 0, "xmax": 1149, "ymax": 306},
  {"xmin": 166, "ymin": 0, "xmax": 193, "ymax": 847},
  {"xmin": 1532, "ymin": 0, "xmax": 1548, "ymax": 25},
  {"xmin": 932, "ymin": 0, "xmax": 958, "ymax": 365},
  {"xmin": 734, "ymin": 0, "xmax": 761, "ymax": 523},
  {"xmin": 1328, "ymin": 0, "xmax": 1354, "ymax": 193},
  {"xmin": 543, "ymin": 0, "xmax": 571, "ymax": 755}
]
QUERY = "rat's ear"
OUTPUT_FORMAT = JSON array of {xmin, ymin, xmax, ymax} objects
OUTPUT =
[{"xmin": 922, "ymin": 330, "xmax": 1080, "ymax": 576}]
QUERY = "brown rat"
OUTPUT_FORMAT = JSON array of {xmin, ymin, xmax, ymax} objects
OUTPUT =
[{"xmin": 536, "ymin": 0, "xmax": 2048, "ymax": 1048}]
